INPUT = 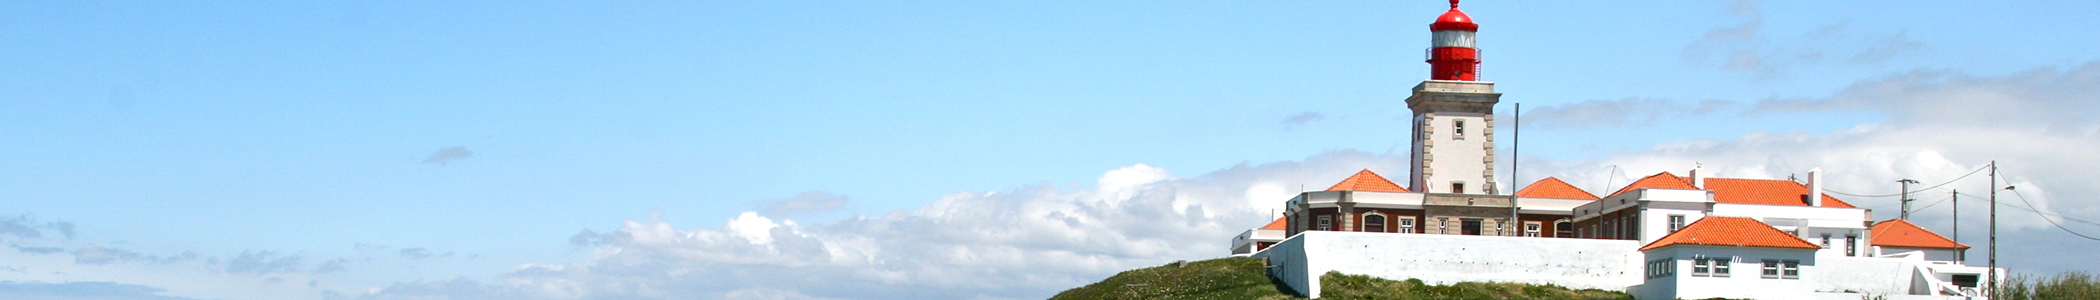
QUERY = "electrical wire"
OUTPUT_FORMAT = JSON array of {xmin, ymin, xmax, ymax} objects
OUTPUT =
[
  {"xmin": 2006, "ymin": 187, "xmax": 2100, "ymax": 241},
  {"xmin": 1910, "ymin": 195, "xmax": 1953, "ymax": 212},
  {"xmin": 1954, "ymin": 191, "xmax": 2100, "ymax": 228},
  {"xmin": 1824, "ymin": 165, "xmax": 1991, "ymax": 198}
]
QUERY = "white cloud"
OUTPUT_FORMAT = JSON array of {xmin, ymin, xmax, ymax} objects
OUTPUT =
[{"xmin": 345, "ymin": 152, "xmax": 1407, "ymax": 300}]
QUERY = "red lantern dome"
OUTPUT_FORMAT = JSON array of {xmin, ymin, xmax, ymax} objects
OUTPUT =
[{"xmin": 1425, "ymin": 0, "xmax": 1480, "ymax": 81}]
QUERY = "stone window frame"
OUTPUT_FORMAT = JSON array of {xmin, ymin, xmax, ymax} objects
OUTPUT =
[
  {"xmin": 1398, "ymin": 216, "xmax": 1417, "ymax": 234},
  {"xmin": 1317, "ymin": 215, "xmax": 1333, "ymax": 231},
  {"xmin": 1453, "ymin": 119, "xmax": 1465, "ymax": 140},
  {"xmin": 1450, "ymin": 181, "xmax": 1465, "ymax": 194},
  {"xmin": 1362, "ymin": 212, "xmax": 1388, "ymax": 233},
  {"xmin": 1523, "ymin": 221, "xmax": 1542, "ymax": 237}
]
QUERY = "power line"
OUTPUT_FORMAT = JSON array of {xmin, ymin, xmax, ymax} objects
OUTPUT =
[
  {"xmin": 1910, "ymin": 195, "xmax": 1953, "ymax": 212},
  {"xmin": 1954, "ymin": 191, "xmax": 2100, "ymax": 227},
  {"xmin": 1825, "ymin": 165, "xmax": 1990, "ymax": 198},
  {"xmin": 2008, "ymin": 188, "xmax": 2100, "ymax": 241}
]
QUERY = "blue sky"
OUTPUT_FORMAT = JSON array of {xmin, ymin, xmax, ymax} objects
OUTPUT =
[{"xmin": 5, "ymin": 1, "xmax": 2100, "ymax": 299}]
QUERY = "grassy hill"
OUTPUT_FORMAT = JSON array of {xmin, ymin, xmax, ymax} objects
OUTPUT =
[{"xmin": 1049, "ymin": 257, "xmax": 1632, "ymax": 300}]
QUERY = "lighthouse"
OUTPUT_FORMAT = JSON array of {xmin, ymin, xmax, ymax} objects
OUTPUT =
[
  {"xmin": 1427, "ymin": 0, "xmax": 1480, "ymax": 81},
  {"xmin": 1407, "ymin": 0, "xmax": 1501, "ymax": 195}
]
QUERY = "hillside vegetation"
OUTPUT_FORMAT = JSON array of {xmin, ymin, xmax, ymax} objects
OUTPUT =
[{"xmin": 1049, "ymin": 257, "xmax": 1632, "ymax": 300}]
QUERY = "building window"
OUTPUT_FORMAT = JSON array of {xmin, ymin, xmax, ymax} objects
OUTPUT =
[
  {"xmin": 1647, "ymin": 259, "xmax": 1674, "ymax": 279},
  {"xmin": 1438, "ymin": 218, "xmax": 1450, "ymax": 234},
  {"xmin": 1625, "ymin": 213, "xmax": 1639, "ymax": 239},
  {"xmin": 1524, "ymin": 222, "xmax": 1542, "ymax": 237},
  {"xmin": 1821, "ymin": 233, "xmax": 1832, "ymax": 248},
  {"xmin": 1782, "ymin": 260, "xmax": 1800, "ymax": 279},
  {"xmin": 1668, "ymin": 215, "xmax": 1685, "ymax": 233},
  {"xmin": 1454, "ymin": 119, "xmax": 1465, "ymax": 140},
  {"xmin": 1317, "ymin": 215, "xmax": 1332, "ymax": 231},
  {"xmin": 1495, "ymin": 218, "xmax": 1508, "ymax": 236},
  {"xmin": 1762, "ymin": 260, "xmax": 1781, "ymax": 279},
  {"xmin": 1846, "ymin": 235, "xmax": 1858, "ymax": 256},
  {"xmin": 1399, "ymin": 217, "xmax": 1416, "ymax": 233},
  {"xmin": 1555, "ymin": 221, "xmax": 1573, "ymax": 238},
  {"xmin": 1451, "ymin": 182, "xmax": 1465, "ymax": 194},
  {"xmin": 1692, "ymin": 258, "xmax": 1711, "ymax": 276},
  {"xmin": 1364, "ymin": 214, "xmax": 1386, "ymax": 233},
  {"xmin": 1713, "ymin": 257, "xmax": 1731, "ymax": 277}
]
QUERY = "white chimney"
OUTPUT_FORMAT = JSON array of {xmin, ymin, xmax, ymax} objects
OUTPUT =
[
  {"xmin": 1807, "ymin": 168, "xmax": 1824, "ymax": 207},
  {"xmin": 1690, "ymin": 163, "xmax": 1706, "ymax": 189}
]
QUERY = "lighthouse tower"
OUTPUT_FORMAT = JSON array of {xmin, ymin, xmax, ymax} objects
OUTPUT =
[{"xmin": 1407, "ymin": 0, "xmax": 1501, "ymax": 195}]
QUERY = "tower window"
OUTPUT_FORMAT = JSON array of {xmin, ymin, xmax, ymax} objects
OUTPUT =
[
  {"xmin": 1453, "ymin": 119, "xmax": 1466, "ymax": 140},
  {"xmin": 1451, "ymin": 182, "xmax": 1465, "ymax": 194}
]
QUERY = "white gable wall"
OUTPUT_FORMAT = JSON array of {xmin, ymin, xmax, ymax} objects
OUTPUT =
[{"xmin": 1640, "ymin": 245, "xmax": 1819, "ymax": 300}]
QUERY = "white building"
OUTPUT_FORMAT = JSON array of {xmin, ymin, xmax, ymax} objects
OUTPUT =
[{"xmin": 1234, "ymin": 2, "xmax": 2003, "ymax": 299}]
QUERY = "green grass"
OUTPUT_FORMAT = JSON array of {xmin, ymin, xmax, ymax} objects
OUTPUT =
[
  {"xmin": 1048, "ymin": 257, "xmax": 1298, "ymax": 300},
  {"xmin": 2002, "ymin": 271, "xmax": 2100, "ymax": 300},
  {"xmin": 1318, "ymin": 272, "xmax": 1631, "ymax": 300},
  {"xmin": 1049, "ymin": 257, "xmax": 1634, "ymax": 300}
]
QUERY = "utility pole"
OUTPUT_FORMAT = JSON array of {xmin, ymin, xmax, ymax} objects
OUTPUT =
[
  {"xmin": 1510, "ymin": 103, "xmax": 1520, "ymax": 237},
  {"xmin": 1988, "ymin": 161, "xmax": 1998, "ymax": 300},
  {"xmin": 1899, "ymin": 179, "xmax": 1919, "ymax": 219},
  {"xmin": 1951, "ymin": 189, "xmax": 1960, "ymax": 263}
]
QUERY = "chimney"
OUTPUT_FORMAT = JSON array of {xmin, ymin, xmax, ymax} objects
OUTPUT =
[
  {"xmin": 1807, "ymin": 168, "xmax": 1824, "ymax": 207},
  {"xmin": 1689, "ymin": 163, "xmax": 1706, "ymax": 189}
]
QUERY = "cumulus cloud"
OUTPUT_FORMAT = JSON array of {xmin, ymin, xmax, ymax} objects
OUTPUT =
[
  {"xmin": 757, "ymin": 192, "xmax": 851, "ymax": 217},
  {"xmin": 1681, "ymin": 0, "xmax": 1927, "ymax": 77},
  {"xmin": 422, "ymin": 147, "xmax": 474, "ymax": 166},
  {"xmin": 344, "ymin": 152, "xmax": 1408, "ymax": 300}
]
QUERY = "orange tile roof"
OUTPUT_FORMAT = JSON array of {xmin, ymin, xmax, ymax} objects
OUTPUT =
[
  {"xmin": 1871, "ymin": 219, "xmax": 1970, "ymax": 249},
  {"xmin": 1515, "ymin": 177, "xmax": 1599, "ymax": 200},
  {"xmin": 1607, "ymin": 172, "xmax": 1700, "ymax": 197},
  {"xmin": 1260, "ymin": 217, "xmax": 1289, "ymax": 230},
  {"xmin": 1703, "ymin": 178, "xmax": 1858, "ymax": 208},
  {"xmin": 1326, "ymin": 169, "xmax": 1410, "ymax": 193},
  {"xmin": 1639, "ymin": 216, "xmax": 1822, "ymax": 251}
]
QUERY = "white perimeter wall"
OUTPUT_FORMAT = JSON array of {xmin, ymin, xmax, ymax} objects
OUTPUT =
[{"xmin": 1253, "ymin": 231, "xmax": 1642, "ymax": 298}]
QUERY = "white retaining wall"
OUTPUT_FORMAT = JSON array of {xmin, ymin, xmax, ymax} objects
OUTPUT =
[{"xmin": 1252, "ymin": 231, "xmax": 1643, "ymax": 298}]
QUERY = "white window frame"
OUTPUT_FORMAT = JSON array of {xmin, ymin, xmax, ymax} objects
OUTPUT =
[
  {"xmin": 1692, "ymin": 257, "xmax": 1711, "ymax": 277},
  {"xmin": 1668, "ymin": 215, "xmax": 1685, "ymax": 233},
  {"xmin": 1438, "ymin": 218, "xmax": 1450, "ymax": 234},
  {"xmin": 1524, "ymin": 221, "xmax": 1542, "ymax": 237},
  {"xmin": 1821, "ymin": 233, "xmax": 1833, "ymax": 248},
  {"xmin": 1398, "ymin": 217, "xmax": 1416, "ymax": 234},
  {"xmin": 1782, "ymin": 260, "xmax": 1800, "ymax": 279},
  {"xmin": 1317, "ymin": 215, "xmax": 1332, "ymax": 231},
  {"xmin": 1713, "ymin": 257, "xmax": 1732, "ymax": 277},
  {"xmin": 1761, "ymin": 260, "xmax": 1781, "ymax": 279}
]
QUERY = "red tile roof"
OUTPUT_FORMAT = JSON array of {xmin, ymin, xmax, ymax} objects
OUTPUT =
[
  {"xmin": 1607, "ymin": 172, "xmax": 1700, "ymax": 197},
  {"xmin": 1515, "ymin": 177, "xmax": 1599, "ymax": 200},
  {"xmin": 1260, "ymin": 217, "xmax": 1289, "ymax": 230},
  {"xmin": 1704, "ymin": 178, "xmax": 1858, "ymax": 208},
  {"xmin": 1871, "ymin": 219, "xmax": 1970, "ymax": 249},
  {"xmin": 1326, "ymin": 169, "xmax": 1410, "ymax": 193},
  {"xmin": 1640, "ymin": 216, "xmax": 1822, "ymax": 251}
]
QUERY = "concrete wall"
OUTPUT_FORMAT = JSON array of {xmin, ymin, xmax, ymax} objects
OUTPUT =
[{"xmin": 1254, "ymin": 231, "xmax": 1642, "ymax": 298}]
